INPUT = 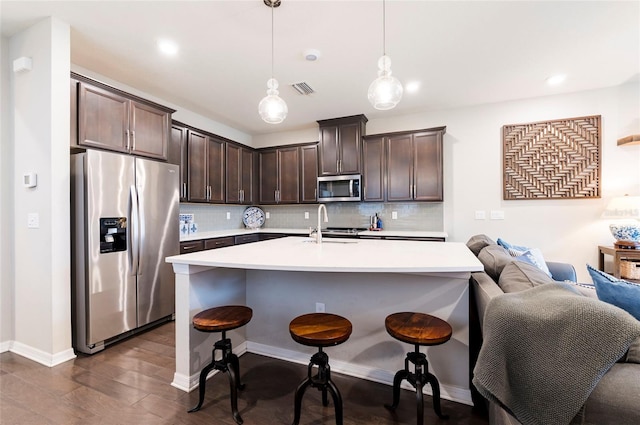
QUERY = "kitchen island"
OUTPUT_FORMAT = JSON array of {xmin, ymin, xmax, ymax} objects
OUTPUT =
[{"xmin": 166, "ymin": 237, "xmax": 483, "ymax": 405}]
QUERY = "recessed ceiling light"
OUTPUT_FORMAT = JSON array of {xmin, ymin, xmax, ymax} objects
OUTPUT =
[
  {"xmin": 157, "ymin": 39, "xmax": 179, "ymax": 56},
  {"xmin": 546, "ymin": 74, "xmax": 566, "ymax": 86},
  {"xmin": 405, "ymin": 81, "xmax": 421, "ymax": 94}
]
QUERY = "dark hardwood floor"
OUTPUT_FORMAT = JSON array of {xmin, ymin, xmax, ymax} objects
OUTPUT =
[{"xmin": 0, "ymin": 321, "xmax": 489, "ymax": 424}]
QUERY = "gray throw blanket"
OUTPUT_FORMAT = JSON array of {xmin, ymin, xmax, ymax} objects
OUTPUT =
[{"xmin": 473, "ymin": 282, "xmax": 640, "ymax": 425}]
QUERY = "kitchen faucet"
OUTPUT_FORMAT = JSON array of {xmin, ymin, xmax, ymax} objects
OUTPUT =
[{"xmin": 317, "ymin": 204, "xmax": 328, "ymax": 244}]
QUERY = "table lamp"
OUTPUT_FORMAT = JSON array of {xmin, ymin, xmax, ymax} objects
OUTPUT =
[{"xmin": 602, "ymin": 195, "xmax": 640, "ymax": 249}]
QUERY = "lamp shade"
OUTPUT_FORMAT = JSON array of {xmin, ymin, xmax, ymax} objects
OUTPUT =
[
  {"xmin": 258, "ymin": 78, "xmax": 288, "ymax": 124},
  {"xmin": 602, "ymin": 196, "xmax": 640, "ymax": 219},
  {"xmin": 368, "ymin": 55, "xmax": 403, "ymax": 110},
  {"xmin": 602, "ymin": 195, "xmax": 640, "ymax": 248}
]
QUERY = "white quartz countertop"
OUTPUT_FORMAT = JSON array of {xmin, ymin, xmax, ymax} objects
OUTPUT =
[
  {"xmin": 180, "ymin": 228, "xmax": 447, "ymax": 242},
  {"xmin": 167, "ymin": 236, "xmax": 481, "ymax": 273}
]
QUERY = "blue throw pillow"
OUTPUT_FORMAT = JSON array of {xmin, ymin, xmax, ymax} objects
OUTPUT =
[
  {"xmin": 587, "ymin": 264, "xmax": 640, "ymax": 320},
  {"xmin": 497, "ymin": 238, "xmax": 552, "ymax": 277}
]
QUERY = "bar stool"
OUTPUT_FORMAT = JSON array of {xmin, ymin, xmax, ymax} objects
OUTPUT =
[
  {"xmin": 384, "ymin": 312, "xmax": 452, "ymax": 424},
  {"xmin": 289, "ymin": 312, "xmax": 353, "ymax": 425},
  {"xmin": 188, "ymin": 305, "xmax": 253, "ymax": 425}
]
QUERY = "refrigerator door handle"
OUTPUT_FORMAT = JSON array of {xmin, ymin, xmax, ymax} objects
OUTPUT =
[{"xmin": 129, "ymin": 185, "xmax": 140, "ymax": 276}]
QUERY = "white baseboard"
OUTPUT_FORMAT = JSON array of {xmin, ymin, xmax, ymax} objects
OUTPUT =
[
  {"xmin": 246, "ymin": 341, "xmax": 473, "ymax": 406},
  {"xmin": 10, "ymin": 341, "xmax": 76, "ymax": 367},
  {"xmin": 0, "ymin": 340, "xmax": 11, "ymax": 353},
  {"xmin": 172, "ymin": 341, "xmax": 248, "ymax": 392}
]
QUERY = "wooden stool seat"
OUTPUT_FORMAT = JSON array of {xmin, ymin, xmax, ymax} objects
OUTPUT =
[
  {"xmin": 189, "ymin": 305, "xmax": 253, "ymax": 425},
  {"xmin": 289, "ymin": 313, "xmax": 352, "ymax": 347},
  {"xmin": 289, "ymin": 313, "xmax": 352, "ymax": 425},
  {"xmin": 192, "ymin": 305, "xmax": 253, "ymax": 333},
  {"xmin": 384, "ymin": 312, "xmax": 452, "ymax": 425},
  {"xmin": 385, "ymin": 312, "xmax": 452, "ymax": 346}
]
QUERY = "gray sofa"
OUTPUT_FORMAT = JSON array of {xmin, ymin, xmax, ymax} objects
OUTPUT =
[{"xmin": 467, "ymin": 234, "xmax": 640, "ymax": 425}]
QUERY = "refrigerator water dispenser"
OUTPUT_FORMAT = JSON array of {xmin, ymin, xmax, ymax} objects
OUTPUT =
[{"xmin": 99, "ymin": 217, "xmax": 127, "ymax": 253}]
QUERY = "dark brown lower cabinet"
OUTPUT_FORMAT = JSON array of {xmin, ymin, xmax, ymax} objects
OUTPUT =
[{"xmin": 179, "ymin": 240, "xmax": 204, "ymax": 253}]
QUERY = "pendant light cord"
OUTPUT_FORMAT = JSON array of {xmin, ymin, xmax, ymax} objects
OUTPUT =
[
  {"xmin": 271, "ymin": 2, "xmax": 275, "ymax": 79},
  {"xmin": 382, "ymin": 0, "xmax": 386, "ymax": 56}
]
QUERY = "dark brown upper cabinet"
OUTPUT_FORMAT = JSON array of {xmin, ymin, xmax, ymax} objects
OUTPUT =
[
  {"xmin": 187, "ymin": 130, "xmax": 224, "ymax": 203},
  {"xmin": 386, "ymin": 128, "xmax": 445, "ymax": 202},
  {"xmin": 300, "ymin": 143, "xmax": 319, "ymax": 203},
  {"xmin": 73, "ymin": 73, "xmax": 173, "ymax": 161},
  {"xmin": 317, "ymin": 115, "xmax": 367, "ymax": 176},
  {"xmin": 362, "ymin": 136, "xmax": 385, "ymax": 202},
  {"xmin": 226, "ymin": 143, "xmax": 255, "ymax": 205},
  {"xmin": 259, "ymin": 146, "xmax": 300, "ymax": 204},
  {"xmin": 168, "ymin": 122, "xmax": 188, "ymax": 201}
]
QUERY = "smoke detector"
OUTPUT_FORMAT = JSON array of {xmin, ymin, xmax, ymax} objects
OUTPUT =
[{"xmin": 303, "ymin": 49, "xmax": 321, "ymax": 61}]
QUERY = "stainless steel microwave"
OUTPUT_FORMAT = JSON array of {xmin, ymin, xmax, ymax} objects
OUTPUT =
[{"xmin": 317, "ymin": 174, "xmax": 361, "ymax": 202}]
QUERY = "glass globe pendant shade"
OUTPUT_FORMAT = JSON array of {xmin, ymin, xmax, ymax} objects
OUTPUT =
[
  {"xmin": 258, "ymin": 78, "xmax": 288, "ymax": 124},
  {"xmin": 368, "ymin": 55, "xmax": 403, "ymax": 110}
]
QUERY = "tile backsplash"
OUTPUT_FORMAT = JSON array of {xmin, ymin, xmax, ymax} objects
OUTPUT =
[{"xmin": 179, "ymin": 202, "xmax": 443, "ymax": 232}]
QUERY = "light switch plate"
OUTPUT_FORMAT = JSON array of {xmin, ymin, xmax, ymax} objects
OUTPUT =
[
  {"xmin": 392, "ymin": 211, "xmax": 398, "ymax": 220},
  {"xmin": 475, "ymin": 210, "xmax": 486, "ymax": 220},
  {"xmin": 27, "ymin": 213, "xmax": 39, "ymax": 228}
]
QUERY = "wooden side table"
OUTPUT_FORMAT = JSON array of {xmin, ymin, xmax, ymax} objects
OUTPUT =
[{"xmin": 598, "ymin": 246, "xmax": 640, "ymax": 282}]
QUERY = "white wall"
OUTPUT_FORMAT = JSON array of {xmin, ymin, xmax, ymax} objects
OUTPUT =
[
  {"xmin": 0, "ymin": 15, "xmax": 637, "ymax": 360},
  {"xmin": 8, "ymin": 17, "xmax": 75, "ymax": 365},
  {"xmin": 0, "ymin": 36, "xmax": 14, "ymax": 350},
  {"xmin": 375, "ymin": 84, "xmax": 640, "ymax": 282},
  {"xmin": 258, "ymin": 83, "xmax": 640, "ymax": 282}
]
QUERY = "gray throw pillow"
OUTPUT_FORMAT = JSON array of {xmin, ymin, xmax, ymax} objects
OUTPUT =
[
  {"xmin": 478, "ymin": 244, "xmax": 513, "ymax": 281},
  {"xmin": 466, "ymin": 234, "xmax": 496, "ymax": 256},
  {"xmin": 498, "ymin": 260, "xmax": 554, "ymax": 293},
  {"xmin": 625, "ymin": 337, "xmax": 640, "ymax": 363}
]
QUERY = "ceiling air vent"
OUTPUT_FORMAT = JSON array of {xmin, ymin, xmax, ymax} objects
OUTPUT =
[{"xmin": 291, "ymin": 82, "xmax": 315, "ymax": 95}]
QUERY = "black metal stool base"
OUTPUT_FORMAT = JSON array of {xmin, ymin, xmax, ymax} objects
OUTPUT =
[
  {"xmin": 292, "ymin": 348, "xmax": 343, "ymax": 425},
  {"xmin": 188, "ymin": 332, "xmax": 245, "ymax": 424},
  {"xmin": 385, "ymin": 345, "xmax": 448, "ymax": 424}
]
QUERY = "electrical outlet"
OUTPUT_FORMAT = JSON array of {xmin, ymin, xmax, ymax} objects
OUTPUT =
[
  {"xmin": 315, "ymin": 302, "xmax": 325, "ymax": 313},
  {"xmin": 305, "ymin": 212, "xmax": 309, "ymax": 219},
  {"xmin": 266, "ymin": 212, "xmax": 270, "ymax": 219},
  {"xmin": 226, "ymin": 212, "xmax": 231, "ymax": 220},
  {"xmin": 392, "ymin": 211, "xmax": 398, "ymax": 220},
  {"xmin": 490, "ymin": 210, "xmax": 505, "ymax": 220},
  {"xmin": 475, "ymin": 210, "xmax": 486, "ymax": 220}
]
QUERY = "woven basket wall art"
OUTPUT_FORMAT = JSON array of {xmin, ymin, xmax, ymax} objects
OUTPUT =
[{"xmin": 502, "ymin": 115, "xmax": 601, "ymax": 200}]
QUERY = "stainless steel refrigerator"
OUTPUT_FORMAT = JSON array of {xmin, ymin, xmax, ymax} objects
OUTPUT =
[{"xmin": 71, "ymin": 149, "xmax": 179, "ymax": 354}]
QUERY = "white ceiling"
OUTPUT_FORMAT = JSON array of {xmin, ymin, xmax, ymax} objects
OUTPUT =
[{"xmin": 2, "ymin": 1, "xmax": 639, "ymax": 137}]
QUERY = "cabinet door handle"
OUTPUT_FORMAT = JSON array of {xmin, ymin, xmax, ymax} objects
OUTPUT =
[
  {"xmin": 126, "ymin": 129, "xmax": 130, "ymax": 150},
  {"xmin": 131, "ymin": 130, "xmax": 136, "ymax": 151},
  {"xmin": 182, "ymin": 245, "xmax": 196, "ymax": 251},
  {"xmin": 182, "ymin": 183, "xmax": 186, "ymax": 198},
  {"xmin": 207, "ymin": 185, "xmax": 211, "ymax": 201}
]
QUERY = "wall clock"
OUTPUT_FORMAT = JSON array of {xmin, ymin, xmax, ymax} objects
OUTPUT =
[{"xmin": 242, "ymin": 206, "xmax": 265, "ymax": 229}]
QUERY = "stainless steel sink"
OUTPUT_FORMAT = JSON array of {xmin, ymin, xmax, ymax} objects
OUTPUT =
[{"xmin": 301, "ymin": 238, "xmax": 358, "ymax": 244}]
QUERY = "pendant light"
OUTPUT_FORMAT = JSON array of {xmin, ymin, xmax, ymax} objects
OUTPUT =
[
  {"xmin": 258, "ymin": 0, "xmax": 288, "ymax": 124},
  {"xmin": 368, "ymin": 0, "xmax": 403, "ymax": 110}
]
